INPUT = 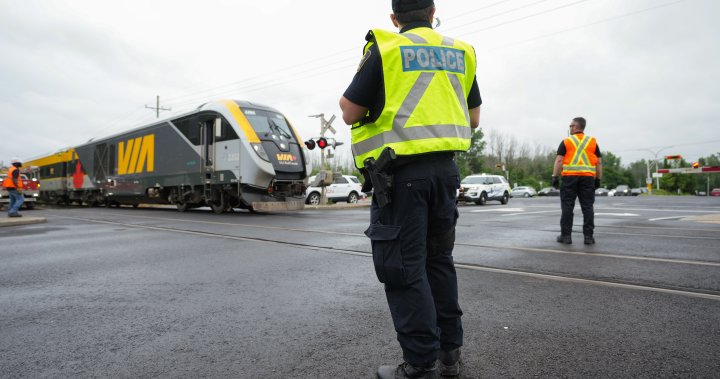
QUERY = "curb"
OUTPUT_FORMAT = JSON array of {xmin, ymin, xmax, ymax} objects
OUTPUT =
[{"xmin": 0, "ymin": 217, "xmax": 48, "ymax": 227}]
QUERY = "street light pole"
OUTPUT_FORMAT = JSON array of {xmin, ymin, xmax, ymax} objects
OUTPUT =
[{"xmin": 639, "ymin": 146, "xmax": 675, "ymax": 192}]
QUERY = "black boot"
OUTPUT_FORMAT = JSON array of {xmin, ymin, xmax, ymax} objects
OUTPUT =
[
  {"xmin": 438, "ymin": 348, "xmax": 461, "ymax": 377},
  {"xmin": 584, "ymin": 235, "xmax": 595, "ymax": 245},
  {"xmin": 556, "ymin": 235, "xmax": 572, "ymax": 244},
  {"xmin": 377, "ymin": 362, "xmax": 439, "ymax": 379}
]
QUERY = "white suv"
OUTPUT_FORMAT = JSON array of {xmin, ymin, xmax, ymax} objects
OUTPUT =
[
  {"xmin": 305, "ymin": 175, "xmax": 364, "ymax": 205},
  {"xmin": 458, "ymin": 174, "xmax": 511, "ymax": 205}
]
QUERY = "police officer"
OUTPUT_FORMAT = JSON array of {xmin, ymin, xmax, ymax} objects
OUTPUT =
[
  {"xmin": 552, "ymin": 117, "xmax": 603, "ymax": 244},
  {"xmin": 339, "ymin": 1, "xmax": 481, "ymax": 377},
  {"xmin": 3, "ymin": 158, "xmax": 25, "ymax": 217}
]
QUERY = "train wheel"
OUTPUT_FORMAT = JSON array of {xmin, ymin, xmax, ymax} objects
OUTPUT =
[
  {"xmin": 210, "ymin": 201, "xmax": 225, "ymax": 214},
  {"xmin": 176, "ymin": 202, "xmax": 189, "ymax": 212}
]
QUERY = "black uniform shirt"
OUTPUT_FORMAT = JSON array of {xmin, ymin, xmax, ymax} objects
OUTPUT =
[
  {"xmin": 343, "ymin": 21, "xmax": 482, "ymax": 123},
  {"xmin": 557, "ymin": 132, "xmax": 602, "ymax": 157}
]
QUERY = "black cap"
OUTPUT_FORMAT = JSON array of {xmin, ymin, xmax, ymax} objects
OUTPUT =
[{"xmin": 392, "ymin": 0, "xmax": 434, "ymax": 13}]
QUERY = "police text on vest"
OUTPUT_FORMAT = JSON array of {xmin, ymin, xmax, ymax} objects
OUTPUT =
[{"xmin": 400, "ymin": 46, "xmax": 465, "ymax": 74}]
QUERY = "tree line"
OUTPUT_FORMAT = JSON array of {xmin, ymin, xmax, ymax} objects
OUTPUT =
[{"xmin": 311, "ymin": 129, "xmax": 719, "ymax": 194}]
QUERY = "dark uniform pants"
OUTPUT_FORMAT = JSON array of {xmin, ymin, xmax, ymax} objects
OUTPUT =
[
  {"xmin": 560, "ymin": 175, "xmax": 595, "ymax": 237},
  {"xmin": 365, "ymin": 154, "xmax": 463, "ymax": 366}
]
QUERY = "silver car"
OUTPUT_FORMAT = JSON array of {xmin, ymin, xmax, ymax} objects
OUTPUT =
[{"xmin": 510, "ymin": 186, "xmax": 537, "ymax": 198}]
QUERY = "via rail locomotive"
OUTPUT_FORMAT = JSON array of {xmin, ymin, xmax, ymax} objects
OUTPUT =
[{"xmin": 24, "ymin": 100, "xmax": 310, "ymax": 213}]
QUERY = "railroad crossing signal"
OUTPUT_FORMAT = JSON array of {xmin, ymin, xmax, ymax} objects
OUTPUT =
[
  {"xmin": 305, "ymin": 137, "xmax": 344, "ymax": 150},
  {"xmin": 665, "ymin": 155, "xmax": 683, "ymax": 160}
]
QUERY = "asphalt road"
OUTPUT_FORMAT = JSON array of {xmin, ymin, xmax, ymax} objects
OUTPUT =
[{"xmin": 1, "ymin": 196, "xmax": 719, "ymax": 378}]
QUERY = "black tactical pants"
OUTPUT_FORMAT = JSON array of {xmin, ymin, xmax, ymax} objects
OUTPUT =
[
  {"xmin": 365, "ymin": 154, "xmax": 463, "ymax": 366},
  {"xmin": 560, "ymin": 175, "xmax": 596, "ymax": 237}
]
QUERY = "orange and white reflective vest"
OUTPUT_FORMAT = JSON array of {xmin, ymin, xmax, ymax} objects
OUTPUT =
[
  {"xmin": 561, "ymin": 133, "xmax": 598, "ymax": 177},
  {"xmin": 2, "ymin": 166, "xmax": 24, "ymax": 189}
]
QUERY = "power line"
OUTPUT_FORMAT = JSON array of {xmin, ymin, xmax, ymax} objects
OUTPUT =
[
  {"xmin": 444, "ymin": 0, "xmax": 554, "ymax": 33},
  {"xmin": 161, "ymin": 0, "xmax": 592, "ymax": 106},
  {"xmin": 458, "ymin": 0, "xmax": 597, "ymax": 37},
  {"xmin": 488, "ymin": 0, "xmax": 689, "ymax": 51}
]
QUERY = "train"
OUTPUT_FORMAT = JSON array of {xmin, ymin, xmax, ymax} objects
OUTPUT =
[{"xmin": 24, "ymin": 100, "xmax": 310, "ymax": 213}]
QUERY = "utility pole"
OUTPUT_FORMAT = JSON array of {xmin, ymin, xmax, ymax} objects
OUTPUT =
[{"xmin": 145, "ymin": 95, "xmax": 171, "ymax": 119}]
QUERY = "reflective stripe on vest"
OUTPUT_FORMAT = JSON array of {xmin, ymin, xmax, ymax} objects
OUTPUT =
[
  {"xmin": 351, "ymin": 28, "xmax": 476, "ymax": 167},
  {"xmin": 2, "ymin": 166, "xmax": 23, "ymax": 189},
  {"xmin": 562, "ymin": 134, "xmax": 597, "ymax": 176}
]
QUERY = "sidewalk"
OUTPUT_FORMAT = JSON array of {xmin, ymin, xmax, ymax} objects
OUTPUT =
[{"xmin": 0, "ymin": 216, "xmax": 47, "ymax": 227}]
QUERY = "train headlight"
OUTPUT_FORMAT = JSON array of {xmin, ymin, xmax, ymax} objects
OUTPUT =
[{"xmin": 251, "ymin": 143, "xmax": 270, "ymax": 162}]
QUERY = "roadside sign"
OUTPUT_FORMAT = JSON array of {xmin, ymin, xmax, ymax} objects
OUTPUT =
[
  {"xmin": 652, "ymin": 173, "xmax": 663, "ymax": 178},
  {"xmin": 646, "ymin": 178, "xmax": 652, "ymax": 185}
]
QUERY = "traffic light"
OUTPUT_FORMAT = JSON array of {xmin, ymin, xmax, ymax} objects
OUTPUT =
[
  {"xmin": 304, "ymin": 140, "xmax": 316, "ymax": 150},
  {"xmin": 317, "ymin": 137, "xmax": 329, "ymax": 149},
  {"xmin": 692, "ymin": 162, "xmax": 700, "ymax": 169}
]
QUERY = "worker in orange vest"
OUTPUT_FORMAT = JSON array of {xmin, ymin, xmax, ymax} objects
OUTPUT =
[
  {"xmin": 551, "ymin": 118, "xmax": 603, "ymax": 244},
  {"xmin": 2, "ymin": 158, "xmax": 25, "ymax": 217}
]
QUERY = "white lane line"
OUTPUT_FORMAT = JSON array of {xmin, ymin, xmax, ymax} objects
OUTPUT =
[
  {"xmin": 454, "ymin": 264, "xmax": 720, "ymax": 301},
  {"xmin": 649, "ymin": 216, "xmax": 691, "ymax": 221},
  {"xmin": 595, "ymin": 213, "xmax": 639, "ymax": 217},
  {"xmin": 471, "ymin": 208, "xmax": 525, "ymax": 213},
  {"xmin": 502, "ymin": 210, "xmax": 559, "ymax": 217},
  {"xmin": 526, "ymin": 205, "xmax": 720, "ymax": 214},
  {"xmin": 50, "ymin": 214, "xmax": 720, "ymax": 301},
  {"xmin": 455, "ymin": 243, "xmax": 720, "ymax": 267}
]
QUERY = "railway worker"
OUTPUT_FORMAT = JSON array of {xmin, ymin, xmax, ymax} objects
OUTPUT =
[
  {"xmin": 3, "ymin": 158, "xmax": 25, "ymax": 217},
  {"xmin": 339, "ymin": 1, "xmax": 481, "ymax": 377},
  {"xmin": 551, "ymin": 117, "xmax": 603, "ymax": 245}
]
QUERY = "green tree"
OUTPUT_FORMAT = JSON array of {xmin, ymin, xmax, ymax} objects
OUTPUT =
[{"xmin": 456, "ymin": 128, "xmax": 486, "ymax": 178}]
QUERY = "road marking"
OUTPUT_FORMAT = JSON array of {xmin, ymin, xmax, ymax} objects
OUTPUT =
[
  {"xmin": 649, "ymin": 216, "xmax": 690, "ymax": 221},
  {"xmin": 595, "ymin": 213, "xmax": 639, "ymax": 217},
  {"xmin": 502, "ymin": 210, "xmax": 559, "ymax": 217},
  {"xmin": 455, "ymin": 243, "xmax": 720, "ymax": 267},
  {"xmin": 454, "ymin": 264, "xmax": 720, "ymax": 301},
  {"xmin": 471, "ymin": 208, "xmax": 525, "ymax": 213},
  {"xmin": 47, "ymin": 214, "xmax": 720, "ymax": 301}
]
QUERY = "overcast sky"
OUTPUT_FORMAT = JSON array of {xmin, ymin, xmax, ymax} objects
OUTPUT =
[{"xmin": 1, "ymin": 0, "xmax": 718, "ymax": 167}]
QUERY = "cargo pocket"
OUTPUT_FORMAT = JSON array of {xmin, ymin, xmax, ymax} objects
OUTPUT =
[{"xmin": 364, "ymin": 224, "xmax": 405, "ymax": 287}]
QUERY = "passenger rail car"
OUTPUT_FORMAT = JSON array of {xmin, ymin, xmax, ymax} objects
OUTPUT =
[{"xmin": 25, "ymin": 100, "xmax": 310, "ymax": 213}]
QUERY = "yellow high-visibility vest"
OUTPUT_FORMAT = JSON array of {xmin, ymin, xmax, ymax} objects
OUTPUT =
[{"xmin": 351, "ymin": 27, "xmax": 477, "ymax": 168}]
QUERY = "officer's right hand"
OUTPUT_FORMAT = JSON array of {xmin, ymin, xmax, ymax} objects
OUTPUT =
[
  {"xmin": 594, "ymin": 178, "xmax": 601, "ymax": 190},
  {"xmin": 551, "ymin": 176, "xmax": 560, "ymax": 189}
]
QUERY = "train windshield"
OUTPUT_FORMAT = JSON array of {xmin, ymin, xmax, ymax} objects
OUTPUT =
[{"xmin": 243, "ymin": 109, "xmax": 294, "ymax": 140}]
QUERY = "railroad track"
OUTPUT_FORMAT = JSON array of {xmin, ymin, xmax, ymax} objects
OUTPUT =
[{"xmin": 46, "ymin": 212, "xmax": 720, "ymax": 301}]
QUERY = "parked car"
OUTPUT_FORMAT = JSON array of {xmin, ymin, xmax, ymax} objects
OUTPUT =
[
  {"xmin": 458, "ymin": 174, "xmax": 510, "ymax": 205},
  {"xmin": 630, "ymin": 188, "xmax": 647, "ymax": 196},
  {"xmin": 538, "ymin": 187, "xmax": 560, "ymax": 197},
  {"xmin": 608, "ymin": 189, "xmax": 617, "ymax": 197},
  {"xmin": 613, "ymin": 185, "xmax": 631, "ymax": 196},
  {"xmin": 305, "ymin": 175, "xmax": 363, "ymax": 205},
  {"xmin": 0, "ymin": 174, "xmax": 39, "ymax": 210},
  {"xmin": 510, "ymin": 186, "xmax": 537, "ymax": 198},
  {"xmin": 595, "ymin": 187, "xmax": 610, "ymax": 196},
  {"xmin": 711, "ymin": 188, "xmax": 720, "ymax": 197}
]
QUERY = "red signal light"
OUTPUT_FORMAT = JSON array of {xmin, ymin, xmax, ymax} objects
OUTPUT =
[
  {"xmin": 317, "ymin": 137, "xmax": 328, "ymax": 149},
  {"xmin": 692, "ymin": 162, "xmax": 700, "ymax": 169}
]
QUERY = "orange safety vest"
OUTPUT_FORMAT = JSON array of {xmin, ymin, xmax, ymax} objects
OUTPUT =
[
  {"xmin": 2, "ymin": 166, "xmax": 24, "ymax": 189},
  {"xmin": 561, "ymin": 133, "xmax": 598, "ymax": 177}
]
